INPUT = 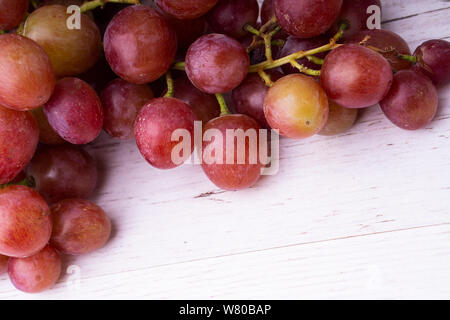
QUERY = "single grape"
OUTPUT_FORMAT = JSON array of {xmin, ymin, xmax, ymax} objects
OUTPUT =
[
  {"xmin": 30, "ymin": 107, "xmax": 66, "ymax": 145},
  {"xmin": 0, "ymin": 186, "xmax": 52, "ymax": 258},
  {"xmin": 321, "ymin": 44, "xmax": 393, "ymax": 108},
  {"xmin": 232, "ymin": 71, "xmax": 283, "ymax": 129},
  {"xmin": 329, "ymin": 0, "xmax": 382, "ymax": 40},
  {"xmin": 44, "ymin": 78, "xmax": 104, "ymax": 145},
  {"xmin": 206, "ymin": 0, "xmax": 259, "ymax": 39},
  {"xmin": 0, "ymin": 0, "xmax": 29, "ymax": 30},
  {"xmin": 278, "ymin": 35, "xmax": 329, "ymax": 74},
  {"xmin": 135, "ymin": 97, "xmax": 197, "ymax": 169},
  {"xmin": 261, "ymin": 0, "xmax": 275, "ymax": 25},
  {"xmin": 101, "ymin": 79, "xmax": 154, "ymax": 140},
  {"xmin": 413, "ymin": 39, "xmax": 450, "ymax": 87},
  {"xmin": 201, "ymin": 114, "xmax": 263, "ymax": 190},
  {"xmin": 0, "ymin": 254, "xmax": 8, "ymax": 274},
  {"xmin": 104, "ymin": 5, "xmax": 177, "ymax": 84},
  {"xmin": 155, "ymin": 0, "xmax": 218, "ymax": 20},
  {"xmin": 50, "ymin": 199, "xmax": 111, "ymax": 255},
  {"xmin": 8, "ymin": 245, "xmax": 61, "ymax": 293},
  {"xmin": 24, "ymin": 5, "xmax": 101, "ymax": 77},
  {"xmin": 346, "ymin": 29, "xmax": 412, "ymax": 72},
  {"xmin": 319, "ymin": 100, "xmax": 358, "ymax": 136},
  {"xmin": 0, "ymin": 34, "xmax": 55, "ymax": 111},
  {"xmin": 274, "ymin": 0, "xmax": 343, "ymax": 38},
  {"xmin": 264, "ymin": 74, "xmax": 329, "ymax": 139},
  {"xmin": 380, "ymin": 70, "xmax": 438, "ymax": 130},
  {"xmin": 186, "ymin": 34, "xmax": 250, "ymax": 94},
  {"xmin": 172, "ymin": 76, "xmax": 220, "ymax": 124},
  {"xmin": 27, "ymin": 145, "xmax": 98, "ymax": 204},
  {"xmin": 0, "ymin": 106, "xmax": 39, "ymax": 184}
]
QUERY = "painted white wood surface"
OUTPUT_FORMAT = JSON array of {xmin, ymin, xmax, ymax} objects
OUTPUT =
[{"xmin": 1, "ymin": 0, "xmax": 449, "ymax": 300}]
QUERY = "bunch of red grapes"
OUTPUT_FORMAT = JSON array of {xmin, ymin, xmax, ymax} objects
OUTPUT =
[{"xmin": 0, "ymin": 0, "xmax": 449, "ymax": 293}]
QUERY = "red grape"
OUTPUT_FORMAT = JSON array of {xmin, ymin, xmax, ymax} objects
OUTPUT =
[
  {"xmin": 186, "ymin": 34, "xmax": 250, "ymax": 94},
  {"xmin": 135, "ymin": 97, "xmax": 197, "ymax": 169},
  {"xmin": 104, "ymin": 5, "xmax": 177, "ymax": 84},
  {"xmin": 168, "ymin": 15, "xmax": 207, "ymax": 51},
  {"xmin": 24, "ymin": 5, "xmax": 102, "ymax": 77},
  {"xmin": 206, "ymin": 0, "xmax": 259, "ymax": 39},
  {"xmin": 329, "ymin": 0, "xmax": 382, "ymax": 40},
  {"xmin": 0, "ymin": 106, "xmax": 39, "ymax": 184},
  {"xmin": 274, "ymin": 0, "xmax": 343, "ymax": 38},
  {"xmin": 261, "ymin": 0, "xmax": 275, "ymax": 25},
  {"xmin": 232, "ymin": 71, "xmax": 283, "ymax": 129},
  {"xmin": 319, "ymin": 100, "xmax": 358, "ymax": 136},
  {"xmin": 44, "ymin": 78, "xmax": 104, "ymax": 145},
  {"xmin": 321, "ymin": 44, "xmax": 393, "ymax": 108},
  {"xmin": 0, "ymin": 186, "xmax": 52, "ymax": 258},
  {"xmin": 0, "ymin": 254, "xmax": 8, "ymax": 274},
  {"xmin": 155, "ymin": 0, "xmax": 218, "ymax": 20},
  {"xmin": 346, "ymin": 29, "xmax": 412, "ymax": 72},
  {"xmin": 8, "ymin": 245, "xmax": 61, "ymax": 293},
  {"xmin": 51, "ymin": 199, "xmax": 111, "ymax": 255},
  {"xmin": 380, "ymin": 70, "xmax": 438, "ymax": 130},
  {"xmin": 27, "ymin": 145, "xmax": 98, "ymax": 204},
  {"xmin": 413, "ymin": 39, "xmax": 450, "ymax": 87},
  {"xmin": 201, "ymin": 114, "xmax": 263, "ymax": 190},
  {"xmin": 0, "ymin": 34, "xmax": 55, "ymax": 111},
  {"xmin": 264, "ymin": 74, "xmax": 329, "ymax": 139},
  {"xmin": 30, "ymin": 107, "xmax": 66, "ymax": 145},
  {"xmin": 0, "ymin": 0, "xmax": 29, "ymax": 30},
  {"xmin": 101, "ymin": 79, "xmax": 154, "ymax": 140},
  {"xmin": 278, "ymin": 35, "xmax": 329, "ymax": 74},
  {"xmin": 172, "ymin": 76, "xmax": 220, "ymax": 124}
]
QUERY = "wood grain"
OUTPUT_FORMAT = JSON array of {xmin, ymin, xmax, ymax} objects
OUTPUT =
[{"xmin": 0, "ymin": 0, "xmax": 449, "ymax": 299}]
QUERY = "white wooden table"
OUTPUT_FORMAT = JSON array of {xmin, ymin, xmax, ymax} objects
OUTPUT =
[{"xmin": 1, "ymin": 0, "xmax": 449, "ymax": 300}]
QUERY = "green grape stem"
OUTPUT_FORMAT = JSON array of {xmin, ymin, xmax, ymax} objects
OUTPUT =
[
  {"xmin": 215, "ymin": 93, "xmax": 230, "ymax": 116},
  {"xmin": 0, "ymin": 176, "xmax": 35, "ymax": 190},
  {"xmin": 164, "ymin": 71, "xmax": 174, "ymax": 98},
  {"xmin": 80, "ymin": 0, "xmax": 140, "ymax": 13}
]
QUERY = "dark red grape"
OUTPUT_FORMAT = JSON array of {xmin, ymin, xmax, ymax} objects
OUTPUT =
[
  {"xmin": 274, "ymin": 0, "xmax": 343, "ymax": 38},
  {"xmin": 0, "ymin": 106, "xmax": 39, "ymax": 184},
  {"xmin": 206, "ymin": 0, "xmax": 259, "ymax": 39},
  {"xmin": 167, "ymin": 15, "xmax": 207, "ymax": 51},
  {"xmin": 329, "ymin": 0, "xmax": 382, "ymax": 40},
  {"xmin": 278, "ymin": 35, "xmax": 329, "ymax": 74},
  {"xmin": 0, "ymin": 0, "xmax": 29, "ymax": 30},
  {"xmin": 0, "ymin": 34, "xmax": 55, "ymax": 111},
  {"xmin": 186, "ymin": 34, "xmax": 250, "ymax": 93},
  {"xmin": 155, "ymin": 0, "xmax": 218, "ymax": 20},
  {"xmin": 27, "ymin": 145, "xmax": 98, "ymax": 204},
  {"xmin": 201, "ymin": 114, "xmax": 263, "ymax": 190},
  {"xmin": 8, "ymin": 245, "xmax": 61, "ymax": 293},
  {"xmin": 0, "ymin": 254, "xmax": 8, "ymax": 274},
  {"xmin": 30, "ymin": 107, "xmax": 66, "ymax": 145},
  {"xmin": 50, "ymin": 199, "xmax": 111, "ymax": 255},
  {"xmin": 172, "ymin": 76, "xmax": 220, "ymax": 124},
  {"xmin": 79, "ymin": 53, "xmax": 117, "ymax": 93},
  {"xmin": 232, "ymin": 71, "xmax": 283, "ymax": 128},
  {"xmin": 261, "ymin": 0, "xmax": 275, "ymax": 24},
  {"xmin": 346, "ymin": 29, "xmax": 412, "ymax": 72},
  {"xmin": 104, "ymin": 5, "xmax": 177, "ymax": 84},
  {"xmin": 0, "ymin": 186, "xmax": 52, "ymax": 258},
  {"xmin": 101, "ymin": 79, "xmax": 154, "ymax": 140},
  {"xmin": 319, "ymin": 100, "xmax": 358, "ymax": 136},
  {"xmin": 44, "ymin": 78, "xmax": 104, "ymax": 145},
  {"xmin": 321, "ymin": 44, "xmax": 393, "ymax": 108},
  {"xmin": 264, "ymin": 74, "xmax": 329, "ymax": 139},
  {"xmin": 24, "ymin": 5, "xmax": 102, "ymax": 77},
  {"xmin": 380, "ymin": 70, "xmax": 438, "ymax": 130},
  {"xmin": 135, "ymin": 97, "xmax": 197, "ymax": 169},
  {"xmin": 413, "ymin": 39, "xmax": 450, "ymax": 87}
]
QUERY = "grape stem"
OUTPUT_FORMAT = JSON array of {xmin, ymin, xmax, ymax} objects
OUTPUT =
[
  {"xmin": 30, "ymin": 0, "xmax": 40, "ymax": 9},
  {"xmin": 173, "ymin": 61, "xmax": 186, "ymax": 71},
  {"xmin": 164, "ymin": 71, "xmax": 174, "ymax": 98},
  {"xmin": 80, "ymin": 0, "xmax": 141, "ymax": 13},
  {"xmin": 398, "ymin": 54, "xmax": 417, "ymax": 63},
  {"xmin": 0, "ymin": 30, "xmax": 5, "ymax": 35},
  {"xmin": 215, "ymin": 94, "xmax": 230, "ymax": 116},
  {"xmin": 258, "ymin": 70, "xmax": 274, "ymax": 87},
  {"xmin": 0, "ymin": 176, "xmax": 35, "ymax": 190},
  {"xmin": 306, "ymin": 55, "xmax": 324, "ymax": 65},
  {"xmin": 290, "ymin": 59, "xmax": 321, "ymax": 76}
]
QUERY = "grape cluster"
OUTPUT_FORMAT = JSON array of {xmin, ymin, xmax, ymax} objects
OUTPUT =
[{"xmin": 0, "ymin": 0, "xmax": 449, "ymax": 293}]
